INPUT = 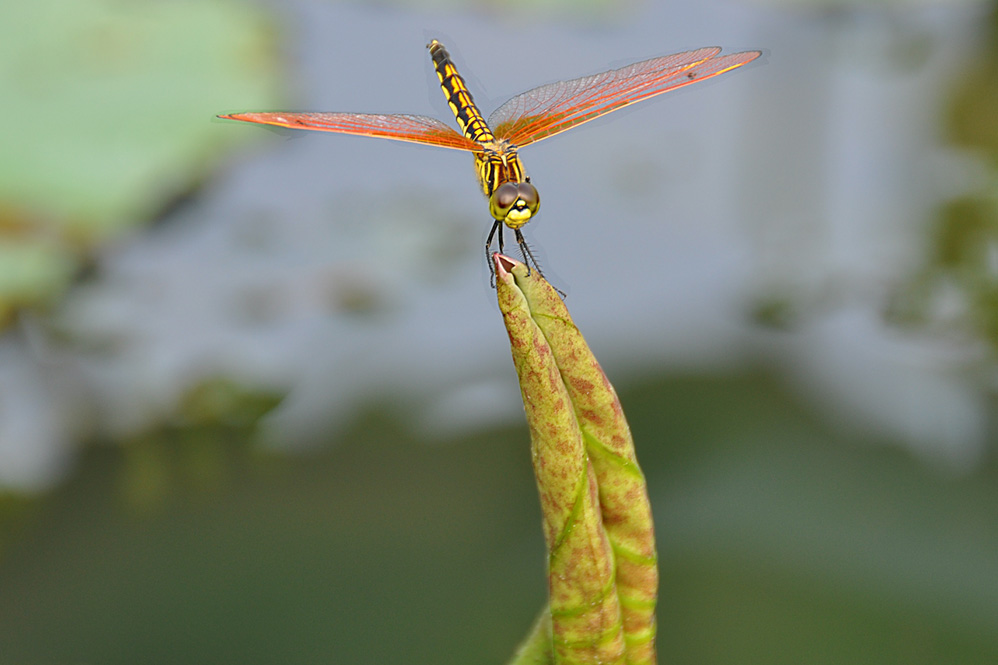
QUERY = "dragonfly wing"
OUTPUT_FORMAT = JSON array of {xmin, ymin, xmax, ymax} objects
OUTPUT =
[
  {"xmin": 219, "ymin": 112, "xmax": 482, "ymax": 152},
  {"xmin": 489, "ymin": 47, "xmax": 761, "ymax": 148}
]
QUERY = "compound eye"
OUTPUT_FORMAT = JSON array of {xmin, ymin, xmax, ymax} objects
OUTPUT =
[
  {"xmin": 490, "ymin": 182, "xmax": 521, "ymax": 220},
  {"xmin": 517, "ymin": 182, "xmax": 539, "ymax": 211},
  {"xmin": 493, "ymin": 183, "xmax": 519, "ymax": 210}
]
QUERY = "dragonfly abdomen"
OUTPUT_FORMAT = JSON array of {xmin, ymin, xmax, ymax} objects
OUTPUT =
[{"xmin": 428, "ymin": 40, "xmax": 496, "ymax": 146}]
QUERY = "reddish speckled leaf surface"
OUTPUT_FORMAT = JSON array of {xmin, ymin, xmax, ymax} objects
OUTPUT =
[{"xmin": 496, "ymin": 254, "xmax": 657, "ymax": 665}]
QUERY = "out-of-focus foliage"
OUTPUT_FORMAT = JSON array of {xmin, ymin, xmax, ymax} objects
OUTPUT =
[
  {"xmin": 948, "ymin": 7, "xmax": 998, "ymax": 163},
  {"xmin": 0, "ymin": 374, "xmax": 995, "ymax": 664},
  {"xmin": 0, "ymin": 0, "xmax": 280, "ymax": 324},
  {"xmin": 0, "ymin": 215, "xmax": 75, "ymax": 325},
  {"xmin": 890, "ymin": 7, "xmax": 998, "ymax": 352},
  {"xmin": 121, "ymin": 377, "xmax": 285, "ymax": 512}
]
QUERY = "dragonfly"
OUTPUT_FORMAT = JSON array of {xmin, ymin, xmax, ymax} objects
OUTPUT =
[{"xmin": 220, "ymin": 40, "xmax": 760, "ymax": 283}]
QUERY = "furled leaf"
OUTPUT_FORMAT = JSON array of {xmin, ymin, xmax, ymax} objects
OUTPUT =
[{"xmin": 496, "ymin": 254, "xmax": 657, "ymax": 665}]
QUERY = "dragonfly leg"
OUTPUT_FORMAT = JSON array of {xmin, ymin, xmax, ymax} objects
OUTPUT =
[
  {"xmin": 486, "ymin": 220, "xmax": 502, "ymax": 287},
  {"xmin": 515, "ymin": 229, "xmax": 566, "ymax": 298},
  {"xmin": 486, "ymin": 223, "xmax": 565, "ymax": 297},
  {"xmin": 514, "ymin": 228, "xmax": 538, "ymax": 277}
]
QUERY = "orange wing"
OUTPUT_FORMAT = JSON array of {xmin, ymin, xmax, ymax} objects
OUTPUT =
[
  {"xmin": 489, "ymin": 47, "xmax": 761, "ymax": 148},
  {"xmin": 218, "ymin": 112, "xmax": 482, "ymax": 152}
]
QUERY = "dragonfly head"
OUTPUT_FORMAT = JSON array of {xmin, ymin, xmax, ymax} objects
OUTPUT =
[{"xmin": 490, "ymin": 182, "xmax": 540, "ymax": 229}]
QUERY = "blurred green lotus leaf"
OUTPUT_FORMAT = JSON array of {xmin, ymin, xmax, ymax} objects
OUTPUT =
[
  {"xmin": 0, "ymin": 235, "xmax": 75, "ymax": 325},
  {"xmin": 0, "ymin": 0, "xmax": 280, "ymax": 316}
]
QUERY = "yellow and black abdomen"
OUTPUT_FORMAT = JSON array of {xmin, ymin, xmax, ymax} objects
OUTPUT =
[
  {"xmin": 428, "ymin": 40, "xmax": 537, "ymax": 227},
  {"xmin": 428, "ymin": 40, "xmax": 495, "ymax": 146}
]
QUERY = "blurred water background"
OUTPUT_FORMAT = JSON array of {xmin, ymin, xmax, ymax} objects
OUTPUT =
[{"xmin": 1, "ymin": 0, "xmax": 996, "ymax": 663}]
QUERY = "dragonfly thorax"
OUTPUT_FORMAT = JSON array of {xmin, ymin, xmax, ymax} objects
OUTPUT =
[{"xmin": 476, "ymin": 142, "xmax": 539, "ymax": 229}]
